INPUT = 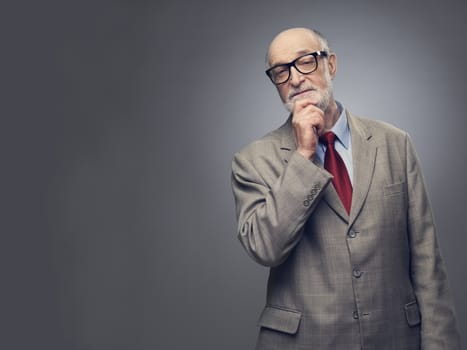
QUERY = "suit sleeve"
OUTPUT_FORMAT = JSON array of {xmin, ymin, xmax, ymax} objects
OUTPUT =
[
  {"xmin": 231, "ymin": 149, "xmax": 332, "ymax": 267},
  {"xmin": 405, "ymin": 135, "xmax": 461, "ymax": 349}
]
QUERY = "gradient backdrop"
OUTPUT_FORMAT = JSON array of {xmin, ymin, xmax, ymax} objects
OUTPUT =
[{"xmin": 3, "ymin": 0, "xmax": 466, "ymax": 349}]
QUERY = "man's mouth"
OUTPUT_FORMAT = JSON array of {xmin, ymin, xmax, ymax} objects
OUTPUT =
[{"xmin": 291, "ymin": 88, "xmax": 314, "ymax": 99}]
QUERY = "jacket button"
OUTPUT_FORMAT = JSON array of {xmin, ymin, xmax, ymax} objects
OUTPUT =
[
  {"xmin": 353, "ymin": 311, "xmax": 359, "ymax": 319},
  {"xmin": 348, "ymin": 230, "xmax": 357, "ymax": 238},
  {"xmin": 303, "ymin": 200, "xmax": 310, "ymax": 207},
  {"xmin": 353, "ymin": 268, "xmax": 362, "ymax": 278}
]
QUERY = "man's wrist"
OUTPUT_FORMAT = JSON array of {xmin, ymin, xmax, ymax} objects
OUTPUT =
[{"xmin": 297, "ymin": 148, "xmax": 315, "ymax": 160}]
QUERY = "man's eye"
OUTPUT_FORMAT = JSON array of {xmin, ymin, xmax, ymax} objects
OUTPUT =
[
  {"xmin": 275, "ymin": 67, "xmax": 288, "ymax": 74},
  {"xmin": 273, "ymin": 67, "xmax": 288, "ymax": 78},
  {"xmin": 298, "ymin": 58, "xmax": 314, "ymax": 66}
]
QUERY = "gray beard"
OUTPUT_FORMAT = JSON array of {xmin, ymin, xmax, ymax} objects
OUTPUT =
[{"xmin": 284, "ymin": 85, "xmax": 333, "ymax": 113}]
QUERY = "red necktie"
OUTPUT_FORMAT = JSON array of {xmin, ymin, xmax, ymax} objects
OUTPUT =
[{"xmin": 320, "ymin": 132, "xmax": 352, "ymax": 214}]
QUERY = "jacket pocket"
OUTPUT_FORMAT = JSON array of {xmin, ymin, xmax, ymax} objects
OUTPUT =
[
  {"xmin": 383, "ymin": 181, "xmax": 406, "ymax": 197},
  {"xmin": 257, "ymin": 305, "xmax": 302, "ymax": 335},
  {"xmin": 404, "ymin": 300, "xmax": 421, "ymax": 327}
]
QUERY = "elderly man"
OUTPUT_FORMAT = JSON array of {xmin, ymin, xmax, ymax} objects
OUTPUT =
[{"xmin": 231, "ymin": 28, "xmax": 461, "ymax": 349}]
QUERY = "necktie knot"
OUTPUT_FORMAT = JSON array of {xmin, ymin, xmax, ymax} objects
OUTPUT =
[{"xmin": 320, "ymin": 132, "xmax": 336, "ymax": 147}]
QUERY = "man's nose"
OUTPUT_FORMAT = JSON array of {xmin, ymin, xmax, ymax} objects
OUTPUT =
[
  {"xmin": 290, "ymin": 66, "xmax": 305, "ymax": 86},
  {"xmin": 289, "ymin": 66, "xmax": 305, "ymax": 86}
]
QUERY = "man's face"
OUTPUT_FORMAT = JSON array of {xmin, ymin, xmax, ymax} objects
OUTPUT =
[{"xmin": 267, "ymin": 30, "xmax": 337, "ymax": 112}]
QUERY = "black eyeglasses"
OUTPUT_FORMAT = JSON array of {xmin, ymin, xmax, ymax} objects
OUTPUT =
[{"xmin": 265, "ymin": 51, "xmax": 329, "ymax": 85}]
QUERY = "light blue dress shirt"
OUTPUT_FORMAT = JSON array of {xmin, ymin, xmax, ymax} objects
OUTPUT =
[{"xmin": 315, "ymin": 101, "xmax": 353, "ymax": 184}]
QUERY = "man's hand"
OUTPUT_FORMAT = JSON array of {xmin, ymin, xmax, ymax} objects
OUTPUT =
[{"xmin": 292, "ymin": 99, "xmax": 325, "ymax": 160}]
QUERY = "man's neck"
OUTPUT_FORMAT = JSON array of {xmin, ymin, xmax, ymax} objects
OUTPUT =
[{"xmin": 323, "ymin": 100, "xmax": 340, "ymax": 132}]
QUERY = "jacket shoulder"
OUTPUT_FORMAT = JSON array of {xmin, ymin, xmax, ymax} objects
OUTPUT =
[
  {"xmin": 234, "ymin": 119, "xmax": 292, "ymax": 161},
  {"xmin": 350, "ymin": 113, "xmax": 409, "ymax": 142}
]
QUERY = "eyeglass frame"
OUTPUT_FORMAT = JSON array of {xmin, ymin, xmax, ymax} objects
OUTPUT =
[{"xmin": 265, "ymin": 50, "xmax": 329, "ymax": 85}]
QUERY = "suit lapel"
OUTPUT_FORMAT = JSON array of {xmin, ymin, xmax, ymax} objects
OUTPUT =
[
  {"xmin": 347, "ymin": 112, "xmax": 377, "ymax": 227},
  {"xmin": 323, "ymin": 184, "xmax": 349, "ymax": 222},
  {"xmin": 278, "ymin": 115, "xmax": 296, "ymax": 163}
]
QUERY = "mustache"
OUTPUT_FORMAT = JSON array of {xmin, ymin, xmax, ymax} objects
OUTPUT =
[{"xmin": 288, "ymin": 84, "xmax": 317, "ymax": 100}]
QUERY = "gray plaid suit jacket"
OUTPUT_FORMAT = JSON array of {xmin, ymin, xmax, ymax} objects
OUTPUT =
[{"xmin": 231, "ymin": 111, "xmax": 461, "ymax": 349}]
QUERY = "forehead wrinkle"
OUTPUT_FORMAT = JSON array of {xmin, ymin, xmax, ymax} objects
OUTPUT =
[{"xmin": 267, "ymin": 30, "xmax": 321, "ymax": 67}]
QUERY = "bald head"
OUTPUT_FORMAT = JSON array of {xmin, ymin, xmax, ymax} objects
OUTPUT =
[{"xmin": 266, "ymin": 28, "xmax": 330, "ymax": 68}]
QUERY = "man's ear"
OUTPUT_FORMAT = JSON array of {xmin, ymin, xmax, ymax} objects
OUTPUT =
[{"xmin": 328, "ymin": 53, "xmax": 337, "ymax": 79}]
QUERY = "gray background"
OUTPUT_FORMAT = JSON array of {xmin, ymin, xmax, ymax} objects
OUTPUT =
[{"xmin": 3, "ymin": 0, "xmax": 466, "ymax": 349}]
